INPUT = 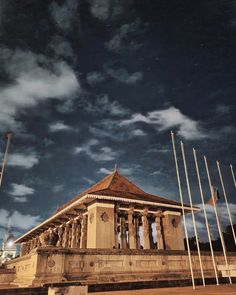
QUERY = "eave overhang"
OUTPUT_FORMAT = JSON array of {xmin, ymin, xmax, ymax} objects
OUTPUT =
[{"xmin": 15, "ymin": 193, "xmax": 200, "ymax": 244}]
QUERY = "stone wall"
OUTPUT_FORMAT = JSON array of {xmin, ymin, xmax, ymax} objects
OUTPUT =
[{"xmin": 5, "ymin": 248, "xmax": 236, "ymax": 287}]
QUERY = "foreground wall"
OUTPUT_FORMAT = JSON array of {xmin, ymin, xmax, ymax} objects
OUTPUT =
[{"xmin": 5, "ymin": 247, "xmax": 236, "ymax": 287}]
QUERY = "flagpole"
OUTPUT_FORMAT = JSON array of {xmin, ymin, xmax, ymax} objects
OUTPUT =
[
  {"xmin": 0, "ymin": 132, "xmax": 12, "ymax": 189},
  {"xmin": 217, "ymin": 161, "xmax": 236, "ymax": 246},
  {"xmin": 230, "ymin": 165, "xmax": 236, "ymax": 189},
  {"xmin": 204, "ymin": 156, "xmax": 232, "ymax": 284},
  {"xmin": 193, "ymin": 148, "xmax": 219, "ymax": 285},
  {"xmin": 171, "ymin": 132, "xmax": 195, "ymax": 289},
  {"xmin": 181, "ymin": 142, "xmax": 205, "ymax": 286}
]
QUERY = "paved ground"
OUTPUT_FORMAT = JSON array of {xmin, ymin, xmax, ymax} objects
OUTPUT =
[{"xmin": 90, "ymin": 284, "xmax": 236, "ymax": 295}]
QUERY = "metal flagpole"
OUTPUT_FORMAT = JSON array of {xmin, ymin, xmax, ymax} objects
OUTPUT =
[
  {"xmin": 217, "ymin": 161, "xmax": 236, "ymax": 246},
  {"xmin": 193, "ymin": 148, "xmax": 219, "ymax": 285},
  {"xmin": 230, "ymin": 165, "xmax": 236, "ymax": 189},
  {"xmin": 204, "ymin": 156, "xmax": 232, "ymax": 284},
  {"xmin": 0, "ymin": 132, "xmax": 12, "ymax": 189},
  {"xmin": 181, "ymin": 142, "xmax": 205, "ymax": 286},
  {"xmin": 171, "ymin": 132, "xmax": 195, "ymax": 289}
]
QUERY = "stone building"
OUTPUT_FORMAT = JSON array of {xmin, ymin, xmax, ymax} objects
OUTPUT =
[
  {"xmin": 16, "ymin": 170, "xmax": 192, "ymax": 254},
  {"xmin": 4, "ymin": 170, "xmax": 236, "ymax": 288}
]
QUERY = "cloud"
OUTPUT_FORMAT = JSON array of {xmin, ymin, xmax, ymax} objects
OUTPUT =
[
  {"xmin": 9, "ymin": 183, "xmax": 35, "ymax": 196},
  {"xmin": 0, "ymin": 48, "xmax": 79, "ymax": 132},
  {"xmin": 85, "ymin": 95, "xmax": 129, "ymax": 117},
  {"xmin": 120, "ymin": 106, "xmax": 206, "ymax": 140},
  {"xmin": 49, "ymin": 121, "xmax": 73, "ymax": 132},
  {"xmin": 49, "ymin": 0, "xmax": 79, "ymax": 32},
  {"xmin": 105, "ymin": 19, "xmax": 144, "ymax": 53},
  {"xmin": 131, "ymin": 129, "xmax": 147, "ymax": 136},
  {"xmin": 0, "ymin": 209, "xmax": 41, "ymax": 231},
  {"xmin": 98, "ymin": 167, "xmax": 113, "ymax": 174},
  {"xmin": 89, "ymin": 0, "xmax": 123, "ymax": 21},
  {"xmin": 86, "ymin": 71, "xmax": 106, "ymax": 85},
  {"xmin": 82, "ymin": 177, "xmax": 95, "ymax": 185},
  {"xmin": 107, "ymin": 68, "xmax": 143, "ymax": 84},
  {"xmin": 8, "ymin": 152, "xmax": 39, "ymax": 169},
  {"xmin": 75, "ymin": 139, "xmax": 118, "ymax": 162},
  {"xmin": 215, "ymin": 104, "xmax": 230, "ymax": 115},
  {"xmin": 52, "ymin": 184, "xmax": 64, "ymax": 193},
  {"xmin": 48, "ymin": 35, "xmax": 74, "ymax": 59}
]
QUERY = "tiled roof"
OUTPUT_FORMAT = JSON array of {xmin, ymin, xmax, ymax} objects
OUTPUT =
[{"xmin": 56, "ymin": 171, "xmax": 182, "ymax": 212}]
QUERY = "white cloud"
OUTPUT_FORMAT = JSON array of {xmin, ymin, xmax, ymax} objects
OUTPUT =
[
  {"xmin": 131, "ymin": 129, "xmax": 147, "ymax": 136},
  {"xmin": 75, "ymin": 139, "xmax": 118, "ymax": 162},
  {"xmin": 120, "ymin": 106, "xmax": 206, "ymax": 140},
  {"xmin": 86, "ymin": 71, "xmax": 106, "ymax": 85},
  {"xmin": 105, "ymin": 19, "xmax": 144, "ymax": 53},
  {"xmin": 0, "ymin": 209, "xmax": 41, "ymax": 231},
  {"xmin": 49, "ymin": 35, "xmax": 74, "ymax": 59},
  {"xmin": 89, "ymin": 0, "xmax": 123, "ymax": 21},
  {"xmin": 107, "ymin": 68, "xmax": 143, "ymax": 84},
  {"xmin": 8, "ymin": 153, "xmax": 39, "ymax": 169},
  {"xmin": 49, "ymin": 122, "xmax": 73, "ymax": 132},
  {"xmin": 0, "ymin": 48, "xmax": 79, "ymax": 132},
  {"xmin": 85, "ymin": 95, "xmax": 129, "ymax": 117},
  {"xmin": 9, "ymin": 183, "xmax": 35, "ymax": 196},
  {"xmin": 82, "ymin": 177, "xmax": 95, "ymax": 185},
  {"xmin": 49, "ymin": 0, "xmax": 78, "ymax": 32},
  {"xmin": 52, "ymin": 184, "xmax": 64, "ymax": 193},
  {"xmin": 215, "ymin": 104, "xmax": 230, "ymax": 115},
  {"xmin": 12, "ymin": 197, "xmax": 28, "ymax": 203},
  {"xmin": 98, "ymin": 167, "xmax": 113, "ymax": 174}
]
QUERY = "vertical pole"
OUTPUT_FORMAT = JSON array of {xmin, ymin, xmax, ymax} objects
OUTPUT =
[
  {"xmin": 0, "ymin": 132, "xmax": 12, "ymax": 189},
  {"xmin": 230, "ymin": 165, "xmax": 236, "ymax": 189},
  {"xmin": 217, "ymin": 161, "xmax": 236, "ymax": 246},
  {"xmin": 181, "ymin": 142, "xmax": 205, "ymax": 286},
  {"xmin": 193, "ymin": 148, "xmax": 219, "ymax": 285},
  {"xmin": 171, "ymin": 132, "xmax": 195, "ymax": 289},
  {"xmin": 204, "ymin": 156, "xmax": 232, "ymax": 284}
]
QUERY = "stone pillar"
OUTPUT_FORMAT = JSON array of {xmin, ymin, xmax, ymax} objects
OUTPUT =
[
  {"xmin": 62, "ymin": 223, "xmax": 70, "ymax": 248},
  {"xmin": 20, "ymin": 242, "xmax": 27, "ymax": 256},
  {"xmin": 57, "ymin": 226, "xmax": 64, "ymax": 247},
  {"xmin": 162, "ymin": 211, "xmax": 184, "ymax": 250},
  {"xmin": 128, "ymin": 208, "xmax": 136, "ymax": 249},
  {"xmin": 114, "ymin": 204, "xmax": 119, "ymax": 249},
  {"xmin": 75, "ymin": 220, "xmax": 81, "ymax": 248},
  {"xmin": 80, "ymin": 215, "xmax": 87, "ymax": 249},
  {"xmin": 141, "ymin": 208, "xmax": 150, "ymax": 249},
  {"xmin": 87, "ymin": 203, "xmax": 115, "ymax": 248},
  {"xmin": 155, "ymin": 211, "xmax": 164, "ymax": 250},
  {"xmin": 134, "ymin": 216, "xmax": 141, "ymax": 249},
  {"xmin": 70, "ymin": 219, "xmax": 78, "ymax": 248},
  {"xmin": 120, "ymin": 216, "xmax": 128, "ymax": 249}
]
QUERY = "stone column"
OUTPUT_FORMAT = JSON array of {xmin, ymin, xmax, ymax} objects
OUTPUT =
[
  {"xmin": 120, "ymin": 216, "xmax": 128, "ymax": 249},
  {"xmin": 70, "ymin": 219, "xmax": 78, "ymax": 248},
  {"xmin": 75, "ymin": 220, "xmax": 81, "ymax": 248},
  {"xmin": 80, "ymin": 215, "xmax": 87, "ymax": 248},
  {"xmin": 155, "ymin": 211, "xmax": 164, "ymax": 250},
  {"xmin": 128, "ymin": 208, "xmax": 136, "ymax": 249},
  {"xmin": 114, "ymin": 204, "xmax": 119, "ymax": 249},
  {"xmin": 56, "ymin": 226, "xmax": 64, "ymax": 247},
  {"xmin": 62, "ymin": 223, "xmax": 70, "ymax": 248},
  {"xmin": 20, "ymin": 242, "xmax": 27, "ymax": 256},
  {"xmin": 134, "ymin": 216, "xmax": 141, "ymax": 249},
  {"xmin": 141, "ymin": 208, "xmax": 150, "ymax": 249}
]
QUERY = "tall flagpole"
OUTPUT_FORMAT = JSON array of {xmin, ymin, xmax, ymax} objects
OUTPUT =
[
  {"xmin": 181, "ymin": 142, "xmax": 205, "ymax": 286},
  {"xmin": 171, "ymin": 132, "xmax": 195, "ymax": 289},
  {"xmin": 217, "ymin": 161, "xmax": 236, "ymax": 246},
  {"xmin": 0, "ymin": 132, "xmax": 12, "ymax": 189},
  {"xmin": 204, "ymin": 156, "xmax": 232, "ymax": 284},
  {"xmin": 193, "ymin": 148, "xmax": 219, "ymax": 285},
  {"xmin": 230, "ymin": 165, "xmax": 236, "ymax": 189}
]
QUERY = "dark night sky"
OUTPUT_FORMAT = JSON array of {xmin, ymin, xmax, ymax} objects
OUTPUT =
[{"xmin": 0, "ymin": 0, "xmax": 236, "ymax": 243}]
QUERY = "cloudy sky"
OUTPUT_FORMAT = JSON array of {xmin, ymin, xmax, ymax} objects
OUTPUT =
[{"xmin": 0, "ymin": 0, "xmax": 236, "ymax": 243}]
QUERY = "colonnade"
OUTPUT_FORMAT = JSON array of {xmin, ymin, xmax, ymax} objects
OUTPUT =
[{"xmin": 117, "ymin": 208, "xmax": 165, "ymax": 250}]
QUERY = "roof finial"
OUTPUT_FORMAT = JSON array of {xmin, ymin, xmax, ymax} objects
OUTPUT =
[{"xmin": 114, "ymin": 163, "xmax": 118, "ymax": 172}]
